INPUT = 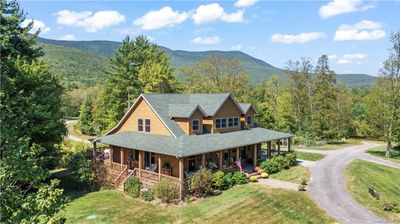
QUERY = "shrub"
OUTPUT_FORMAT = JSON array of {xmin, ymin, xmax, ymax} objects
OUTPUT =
[
  {"xmin": 143, "ymin": 190, "xmax": 155, "ymax": 202},
  {"xmin": 189, "ymin": 169, "xmax": 213, "ymax": 196},
  {"xmin": 125, "ymin": 177, "xmax": 141, "ymax": 198},
  {"xmin": 259, "ymin": 154, "xmax": 297, "ymax": 175},
  {"xmin": 298, "ymin": 183, "xmax": 306, "ymax": 191},
  {"xmin": 382, "ymin": 200, "xmax": 399, "ymax": 212},
  {"xmin": 300, "ymin": 178, "xmax": 307, "ymax": 185},
  {"xmin": 212, "ymin": 171, "xmax": 225, "ymax": 190},
  {"xmin": 154, "ymin": 179, "xmax": 179, "ymax": 203},
  {"xmin": 260, "ymin": 173, "xmax": 269, "ymax": 179},
  {"xmin": 222, "ymin": 172, "xmax": 234, "ymax": 189},
  {"xmin": 68, "ymin": 152, "xmax": 96, "ymax": 190},
  {"xmin": 232, "ymin": 172, "xmax": 247, "ymax": 185},
  {"xmin": 285, "ymin": 153, "xmax": 297, "ymax": 166},
  {"xmin": 249, "ymin": 176, "xmax": 258, "ymax": 182}
]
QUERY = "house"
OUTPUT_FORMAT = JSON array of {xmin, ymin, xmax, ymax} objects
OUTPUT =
[{"xmin": 92, "ymin": 93, "xmax": 294, "ymax": 198}]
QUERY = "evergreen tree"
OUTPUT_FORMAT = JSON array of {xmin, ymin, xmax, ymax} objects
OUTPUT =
[
  {"xmin": 78, "ymin": 97, "xmax": 94, "ymax": 134},
  {"xmin": 0, "ymin": 1, "xmax": 67, "ymax": 222}
]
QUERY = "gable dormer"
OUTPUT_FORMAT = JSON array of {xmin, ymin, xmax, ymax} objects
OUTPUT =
[
  {"xmin": 212, "ymin": 94, "xmax": 244, "ymax": 133},
  {"xmin": 169, "ymin": 104, "xmax": 206, "ymax": 135},
  {"xmin": 240, "ymin": 103, "xmax": 257, "ymax": 129}
]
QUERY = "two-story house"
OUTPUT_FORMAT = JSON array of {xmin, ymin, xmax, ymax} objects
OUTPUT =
[{"xmin": 92, "ymin": 93, "xmax": 293, "ymax": 198}]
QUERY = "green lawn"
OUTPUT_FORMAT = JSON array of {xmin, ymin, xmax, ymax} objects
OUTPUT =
[
  {"xmin": 66, "ymin": 120, "xmax": 95, "ymax": 141},
  {"xmin": 293, "ymin": 139, "xmax": 362, "ymax": 150},
  {"xmin": 366, "ymin": 146, "xmax": 400, "ymax": 162},
  {"xmin": 345, "ymin": 160, "xmax": 400, "ymax": 221},
  {"xmin": 295, "ymin": 151, "xmax": 325, "ymax": 161},
  {"xmin": 269, "ymin": 165, "xmax": 311, "ymax": 184},
  {"xmin": 64, "ymin": 184, "xmax": 334, "ymax": 224}
]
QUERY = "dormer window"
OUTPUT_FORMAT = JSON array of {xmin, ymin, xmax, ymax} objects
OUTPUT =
[
  {"xmin": 138, "ymin": 119, "xmax": 143, "ymax": 131},
  {"xmin": 247, "ymin": 116, "xmax": 252, "ymax": 125},
  {"xmin": 221, "ymin": 118, "xmax": 227, "ymax": 128},
  {"xmin": 233, "ymin": 117, "xmax": 239, "ymax": 126},
  {"xmin": 228, "ymin": 118, "xmax": 234, "ymax": 127},
  {"xmin": 192, "ymin": 119, "xmax": 200, "ymax": 132},
  {"xmin": 145, "ymin": 119, "xmax": 151, "ymax": 132}
]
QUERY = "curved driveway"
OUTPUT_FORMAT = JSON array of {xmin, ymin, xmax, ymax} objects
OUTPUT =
[{"xmin": 303, "ymin": 142, "xmax": 398, "ymax": 224}]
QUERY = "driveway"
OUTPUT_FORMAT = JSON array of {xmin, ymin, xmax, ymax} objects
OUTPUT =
[
  {"xmin": 305, "ymin": 142, "xmax": 399, "ymax": 223},
  {"xmin": 65, "ymin": 120, "xmax": 91, "ymax": 144}
]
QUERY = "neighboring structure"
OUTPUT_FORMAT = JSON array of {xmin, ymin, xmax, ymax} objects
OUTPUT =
[{"xmin": 92, "ymin": 93, "xmax": 293, "ymax": 198}]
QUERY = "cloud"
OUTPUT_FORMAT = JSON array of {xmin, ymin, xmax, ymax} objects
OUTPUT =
[
  {"xmin": 59, "ymin": 34, "xmax": 75, "ymax": 40},
  {"xmin": 319, "ymin": 0, "xmax": 375, "ymax": 19},
  {"xmin": 271, "ymin": 32, "xmax": 326, "ymax": 44},
  {"xmin": 231, "ymin": 44, "xmax": 242, "ymax": 50},
  {"xmin": 234, "ymin": 0, "xmax": 259, "ymax": 8},
  {"xmin": 55, "ymin": 10, "xmax": 125, "ymax": 32},
  {"xmin": 21, "ymin": 19, "xmax": 51, "ymax": 34},
  {"xmin": 191, "ymin": 36, "xmax": 221, "ymax": 45},
  {"xmin": 328, "ymin": 54, "xmax": 337, "ymax": 60},
  {"xmin": 334, "ymin": 20, "xmax": 386, "ymax": 41},
  {"xmin": 133, "ymin": 7, "xmax": 188, "ymax": 30},
  {"xmin": 192, "ymin": 3, "xmax": 244, "ymax": 24},
  {"xmin": 337, "ymin": 53, "xmax": 367, "ymax": 64}
]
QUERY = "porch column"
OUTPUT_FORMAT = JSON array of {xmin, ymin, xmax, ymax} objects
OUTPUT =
[
  {"xmin": 92, "ymin": 141, "xmax": 97, "ymax": 160},
  {"xmin": 236, "ymin": 147, "xmax": 240, "ymax": 161},
  {"xmin": 201, "ymin": 154, "xmax": 206, "ymax": 169},
  {"xmin": 288, "ymin": 138, "xmax": 292, "ymax": 152},
  {"xmin": 179, "ymin": 157, "xmax": 184, "ymax": 200},
  {"xmin": 277, "ymin": 140, "xmax": 281, "ymax": 155},
  {"xmin": 253, "ymin": 144, "xmax": 257, "ymax": 169},
  {"xmin": 267, "ymin": 141, "xmax": 272, "ymax": 158},
  {"xmin": 109, "ymin": 146, "xmax": 113, "ymax": 164},
  {"xmin": 138, "ymin": 151, "xmax": 142, "ymax": 178},
  {"xmin": 158, "ymin": 155, "xmax": 162, "ymax": 180},
  {"xmin": 219, "ymin": 150, "xmax": 223, "ymax": 170},
  {"xmin": 120, "ymin": 148, "xmax": 125, "ymax": 169}
]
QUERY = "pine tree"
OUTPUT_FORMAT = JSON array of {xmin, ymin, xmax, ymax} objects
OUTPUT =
[{"xmin": 78, "ymin": 97, "xmax": 94, "ymax": 134}]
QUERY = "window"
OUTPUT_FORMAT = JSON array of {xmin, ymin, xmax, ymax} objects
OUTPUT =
[
  {"xmin": 192, "ymin": 119, "xmax": 200, "ymax": 131},
  {"xmin": 247, "ymin": 116, "xmax": 252, "ymax": 125},
  {"xmin": 145, "ymin": 119, "xmax": 151, "ymax": 132},
  {"xmin": 228, "ymin": 118, "xmax": 234, "ymax": 127},
  {"xmin": 138, "ymin": 119, "xmax": 143, "ymax": 131},
  {"xmin": 216, "ymin": 119, "xmax": 221, "ymax": 128},
  {"xmin": 221, "ymin": 118, "xmax": 227, "ymax": 128},
  {"xmin": 233, "ymin": 117, "xmax": 239, "ymax": 127}
]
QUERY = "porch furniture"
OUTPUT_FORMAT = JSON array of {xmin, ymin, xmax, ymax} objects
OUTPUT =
[{"xmin": 146, "ymin": 163, "xmax": 157, "ymax": 172}]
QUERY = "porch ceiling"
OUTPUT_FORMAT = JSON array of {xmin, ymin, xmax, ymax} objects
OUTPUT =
[{"xmin": 94, "ymin": 127, "xmax": 294, "ymax": 157}]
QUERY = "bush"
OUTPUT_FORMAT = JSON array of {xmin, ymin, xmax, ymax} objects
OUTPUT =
[
  {"xmin": 382, "ymin": 200, "xmax": 399, "ymax": 212},
  {"xmin": 222, "ymin": 172, "xmax": 234, "ymax": 189},
  {"xmin": 300, "ymin": 178, "xmax": 307, "ymax": 185},
  {"xmin": 285, "ymin": 153, "xmax": 297, "ymax": 166},
  {"xmin": 249, "ymin": 176, "xmax": 258, "ymax": 182},
  {"xmin": 125, "ymin": 177, "xmax": 141, "ymax": 198},
  {"xmin": 260, "ymin": 173, "xmax": 269, "ymax": 179},
  {"xmin": 298, "ymin": 183, "xmax": 306, "ymax": 191},
  {"xmin": 212, "ymin": 171, "xmax": 225, "ymax": 190},
  {"xmin": 68, "ymin": 152, "xmax": 96, "ymax": 190},
  {"xmin": 154, "ymin": 179, "xmax": 179, "ymax": 203},
  {"xmin": 232, "ymin": 172, "xmax": 247, "ymax": 185},
  {"xmin": 259, "ymin": 153, "xmax": 297, "ymax": 175},
  {"xmin": 189, "ymin": 169, "xmax": 213, "ymax": 196},
  {"xmin": 143, "ymin": 190, "xmax": 155, "ymax": 202}
]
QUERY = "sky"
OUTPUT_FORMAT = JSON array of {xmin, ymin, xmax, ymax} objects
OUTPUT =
[{"xmin": 20, "ymin": 0, "xmax": 400, "ymax": 76}]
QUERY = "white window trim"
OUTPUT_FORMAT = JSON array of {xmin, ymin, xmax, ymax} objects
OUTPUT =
[
  {"xmin": 145, "ymin": 119, "xmax": 151, "ymax": 132},
  {"xmin": 216, "ymin": 116, "xmax": 240, "ymax": 129},
  {"xmin": 191, "ymin": 119, "xmax": 201, "ymax": 132},
  {"xmin": 138, "ymin": 118, "xmax": 144, "ymax": 132}
]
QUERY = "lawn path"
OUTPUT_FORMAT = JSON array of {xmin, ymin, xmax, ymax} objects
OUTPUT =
[
  {"xmin": 65, "ymin": 120, "xmax": 91, "ymax": 144},
  {"xmin": 359, "ymin": 153, "xmax": 400, "ymax": 169},
  {"xmin": 307, "ymin": 142, "xmax": 394, "ymax": 224},
  {"xmin": 257, "ymin": 179, "xmax": 298, "ymax": 190}
]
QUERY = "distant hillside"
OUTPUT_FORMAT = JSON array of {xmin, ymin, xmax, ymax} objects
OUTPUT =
[{"xmin": 37, "ymin": 37, "xmax": 376, "ymax": 88}]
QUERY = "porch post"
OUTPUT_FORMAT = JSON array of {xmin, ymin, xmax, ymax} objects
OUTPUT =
[
  {"xmin": 253, "ymin": 144, "xmax": 257, "ymax": 169},
  {"xmin": 236, "ymin": 147, "xmax": 240, "ymax": 161},
  {"xmin": 277, "ymin": 140, "xmax": 281, "ymax": 155},
  {"xmin": 138, "ymin": 151, "xmax": 142, "ymax": 178},
  {"xmin": 120, "ymin": 148, "xmax": 124, "ymax": 169},
  {"xmin": 288, "ymin": 138, "xmax": 292, "ymax": 152},
  {"xmin": 201, "ymin": 154, "xmax": 206, "ymax": 169},
  {"xmin": 109, "ymin": 146, "xmax": 113, "ymax": 164},
  {"xmin": 158, "ymin": 155, "xmax": 162, "ymax": 180},
  {"xmin": 92, "ymin": 141, "xmax": 97, "ymax": 160},
  {"xmin": 219, "ymin": 150, "xmax": 223, "ymax": 170},
  {"xmin": 267, "ymin": 141, "xmax": 272, "ymax": 158},
  {"xmin": 179, "ymin": 157, "xmax": 184, "ymax": 200}
]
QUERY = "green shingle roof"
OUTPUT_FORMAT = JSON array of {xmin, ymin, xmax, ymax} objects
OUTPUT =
[
  {"xmin": 95, "ymin": 127, "xmax": 294, "ymax": 157},
  {"xmin": 168, "ymin": 104, "xmax": 205, "ymax": 118},
  {"xmin": 239, "ymin": 103, "xmax": 252, "ymax": 113}
]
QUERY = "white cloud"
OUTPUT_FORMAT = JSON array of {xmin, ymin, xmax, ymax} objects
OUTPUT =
[
  {"xmin": 59, "ymin": 34, "xmax": 75, "ymax": 40},
  {"xmin": 337, "ymin": 53, "xmax": 368, "ymax": 64},
  {"xmin": 55, "ymin": 10, "xmax": 125, "ymax": 32},
  {"xmin": 191, "ymin": 36, "xmax": 221, "ymax": 45},
  {"xmin": 21, "ymin": 19, "xmax": 51, "ymax": 34},
  {"xmin": 270, "ymin": 32, "xmax": 326, "ymax": 44},
  {"xmin": 133, "ymin": 7, "xmax": 188, "ymax": 30},
  {"xmin": 337, "ymin": 59, "xmax": 352, "ymax": 64},
  {"xmin": 343, "ymin": 53, "xmax": 367, "ymax": 59},
  {"xmin": 192, "ymin": 3, "xmax": 244, "ymax": 24},
  {"xmin": 328, "ymin": 54, "xmax": 337, "ymax": 60},
  {"xmin": 231, "ymin": 44, "xmax": 242, "ymax": 50},
  {"xmin": 334, "ymin": 20, "xmax": 386, "ymax": 41},
  {"xmin": 319, "ymin": 0, "xmax": 374, "ymax": 19},
  {"xmin": 234, "ymin": 0, "xmax": 259, "ymax": 8}
]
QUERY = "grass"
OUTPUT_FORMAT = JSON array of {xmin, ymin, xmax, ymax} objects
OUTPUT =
[
  {"xmin": 366, "ymin": 146, "xmax": 400, "ymax": 162},
  {"xmin": 66, "ymin": 120, "xmax": 95, "ymax": 141},
  {"xmin": 269, "ymin": 165, "xmax": 311, "ymax": 184},
  {"xmin": 64, "ymin": 184, "xmax": 334, "ymax": 224},
  {"xmin": 295, "ymin": 151, "xmax": 325, "ymax": 161},
  {"xmin": 345, "ymin": 160, "xmax": 400, "ymax": 222},
  {"xmin": 294, "ymin": 139, "xmax": 362, "ymax": 150}
]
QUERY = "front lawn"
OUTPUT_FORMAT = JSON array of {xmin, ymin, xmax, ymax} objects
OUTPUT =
[
  {"xmin": 294, "ymin": 139, "xmax": 362, "ymax": 150},
  {"xmin": 64, "ymin": 184, "xmax": 334, "ymax": 224},
  {"xmin": 345, "ymin": 160, "xmax": 400, "ymax": 221},
  {"xmin": 269, "ymin": 165, "xmax": 311, "ymax": 184},
  {"xmin": 295, "ymin": 151, "xmax": 325, "ymax": 161},
  {"xmin": 366, "ymin": 146, "xmax": 400, "ymax": 162}
]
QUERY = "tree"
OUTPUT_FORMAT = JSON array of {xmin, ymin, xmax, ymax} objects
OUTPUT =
[
  {"xmin": 366, "ymin": 31, "xmax": 400, "ymax": 157},
  {"xmin": 0, "ymin": 1, "xmax": 67, "ymax": 222},
  {"xmin": 78, "ymin": 97, "xmax": 94, "ymax": 134}
]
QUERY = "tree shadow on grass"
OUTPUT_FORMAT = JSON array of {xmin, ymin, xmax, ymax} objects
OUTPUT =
[
  {"xmin": 50, "ymin": 168, "xmax": 91, "ymax": 200},
  {"xmin": 368, "ymin": 149, "xmax": 400, "ymax": 161}
]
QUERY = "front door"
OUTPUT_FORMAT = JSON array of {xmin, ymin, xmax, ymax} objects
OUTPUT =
[{"xmin": 188, "ymin": 156, "xmax": 196, "ymax": 172}]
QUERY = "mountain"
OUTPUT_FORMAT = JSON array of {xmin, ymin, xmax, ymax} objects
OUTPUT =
[{"xmin": 37, "ymin": 37, "xmax": 376, "ymax": 88}]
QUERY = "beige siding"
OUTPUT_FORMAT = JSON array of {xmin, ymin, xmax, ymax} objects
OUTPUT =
[
  {"xmin": 189, "ymin": 109, "xmax": 204, "ymax": 135},
  {"xmin": 242, "ymin": 107, "xmax": 256, "ymax": 129},
  {"xmin": 114, "ymin": 98, "xmax": 172, "ymax": 136},
  {"xmin": 175, "ymin": 118, "xmax": 189, "ymax": 135},
  {"xmin": 213, "ymin": 97, "xmax": 242, "ymax": 133}
]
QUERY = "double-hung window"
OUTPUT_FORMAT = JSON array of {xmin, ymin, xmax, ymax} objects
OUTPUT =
[
  {"xmin": 145, "ymin": 119, "xmax": 151, "ymax": 132},
  {"xmin": 192, "ymin": 120, "xmax": 199, "ymax": 131},
  {"xmin": 138, "ymin": 119, "xmax": 143, "ymax": 131},
  {"xmin": 234, "ymin": 117, "xmax": 239, "ymax": 126},
  {"xmin": 221, "ymin": 118, "xmax": 227, "ymax": 128},
  {"xmin": 216, "ymin": 119, "xmax": 222, "ymax": 128},
  {"xmin": 247, "ymin": 116, "xmax": 252, "ymax": 125},
  {"xmin": 228, "ymin": 118, "xmax": 234, "ymax": 127}
]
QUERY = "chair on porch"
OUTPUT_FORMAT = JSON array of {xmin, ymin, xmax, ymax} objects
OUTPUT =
[{"xmin": 146, "ymin": 163, "xmax": 157, "ymax": 172}]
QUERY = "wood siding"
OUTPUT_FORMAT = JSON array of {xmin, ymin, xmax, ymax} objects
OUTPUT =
[
  {"xmin": 242, "ymin": 107, "xmax": 256, "ymax": 129},
  {"xmin": 213, "ymin": 96, "xmax": 242, "ymax": 133}
]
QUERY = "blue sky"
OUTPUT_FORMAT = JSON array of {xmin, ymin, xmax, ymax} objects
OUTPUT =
[{"xmin": 20, "ymin": 0, "xmax": 400, "ymax": 76}]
